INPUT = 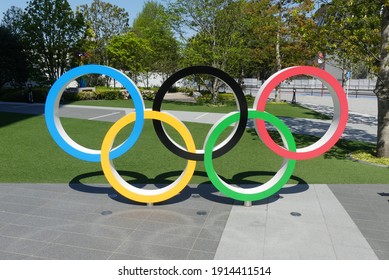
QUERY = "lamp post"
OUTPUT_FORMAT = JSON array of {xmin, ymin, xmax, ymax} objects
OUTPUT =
[{"xmin": 27, "ymin": 83, "xmax": 33, "ymax": 103}]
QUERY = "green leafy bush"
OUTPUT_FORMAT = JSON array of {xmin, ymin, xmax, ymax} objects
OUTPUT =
[
  {"xmin": 96, "ymin": 90, "xmax": 123, "ymax": 100},
  {"xmin": 0, "ymin": 88, "xmax": 26, "ymax": 102}
]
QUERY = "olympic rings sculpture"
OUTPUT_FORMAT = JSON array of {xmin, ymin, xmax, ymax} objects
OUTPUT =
[{"xmin": 45, "ymin": 64, "xmax": 348, "ymax": 204}]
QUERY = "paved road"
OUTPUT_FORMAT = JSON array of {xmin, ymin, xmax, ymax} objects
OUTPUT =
[{"xmin": 0, "ymin": 99, "xmax": 378, "ymax": 144}]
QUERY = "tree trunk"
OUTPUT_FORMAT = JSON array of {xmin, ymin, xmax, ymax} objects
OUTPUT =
[
  {"xmin": 274, "ymin": 1, "xmax": 282, "ymax": 103},
  {"xmin": 376, "ymin": 5, "xmax": 389, "ymax": 158},
  {"xmin": 377, "ymin": 97, "xmax": 389, "ymax": 157}
]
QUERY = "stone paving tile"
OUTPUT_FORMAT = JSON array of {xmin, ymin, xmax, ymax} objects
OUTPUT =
[
  {"xmin": 0, "ymin": 201, "xmax": 39, "ymax": 215},
  {"xmin": 28, "ymin": 206, "xmax": 89, "ymax": 222},
  {"xmin": 0, "ymin": 235, "xmax": 49, "ymax": 256},
  {"xmin": 333, "ymin": 244, "xmax": 378, "ymax": 260},
  {"xmin": 263, "ymin": 223, "xmax": 336, "ymax": 260},
  {"xmin": 13, "ymin": 215, "xmax": 78, "ymax": 232},
  {"xmin": 0, "ymin": 186, "xmax": 65, "ymax": 200},
  {"xmin": 0, "ymin": 184, "xmax": 232, "ymax": 259},
  {"xmin": 187, "ymin": 250, "xmax": 215, "ymax": 260},
  {"xmin": 41, "ymin": 199, "xmax": 102, "ymax": 213},
  {"xmin": 127, "ymin": 230, "xmax": 197, "ymax": 249},
  {"xmin": 52, "ymin": 232, "xmax": 123, "ymax": 252},
  {"xmin": 353, "ymin": 218, "xmax": 389, "ymax": 232},
  {"xmin": 108, "ymin": 253, "xmax": 153, "ymax": 260},
  {"xmin": 0, "ymin": 194, "xmax": 50, "ymax": 207},
  {"xmin": 360, "ymin": 228, "xmax": 389, "ymax": 242},
  {"xmin": 116, "ymin": 240, "xmax": 190, "ymax": 260},
  {"xmin": 65, "ymin": 223, "xmax": 133, "ymax": 240},
  {"xmin": 0, "ymin": 183, "xmax": 70, "ymax": 193},
  {"xmin": 33, "ymin": 244, "xmax": 112, "ymax": 260},
  {"xmin": 136, "ymin": 220, "xmax": 202, "ymax": 238},
  {"xmin": 367, "ymin": 239, "xmax": 389, "ymax": 252},
  {"xmin": 0, "ymin": 211, "xmax": 23, "ymax": 224},
  {"xmin": 147, "ymin": 209, "xmax": 207, "ymax": 226},
  {"xmin": 0, "ymin": 250, "xmax": 33, "ymax": 260},
  {"xmin": 0, "ymin": 224, "xmax": 63, "ymax": 242},
  {"xmin": 374, "ymin": 250, "xmax": 389, "ymax": 260},
  {"xmin": 347, "ymin": 210, "xmax": 379, "ymax": 221},
  {"xmin": 198, "ymin": 227, "xmax": 225, "ymax": 241},
  {"xmin": 329, "ymin": 184, "xmax": 389, "ymax": 260},
  {"xmin": 82, "ymin": 213, "xmax": 143, "ymax": 230},
  {"xmin": 327, "ymin": 225, "xmax": 372, "ymax": 249},
  {"xmin": 192, "ymin": 238, "xmax": 220, "ymax": 253}
]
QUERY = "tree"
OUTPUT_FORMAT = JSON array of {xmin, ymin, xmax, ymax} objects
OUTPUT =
[
  {"xmin": 106, "ymin": 32, "xmax": 153, "ymax": 82},
  {"xmin": 78, "ymin": 0, "xmax": 130, "ymax": 66},
  {"xmin": 22, "ymin": 0, "xmax": 84, "ymax": 84},
  {"xmin": 316, "ymin": 0, "xmax": 389, "ymax": 157},
  {"xmin": 269, "ymin": 0, "xmax": 315, "ymax": 102},
  {"xmin": 169, "ymin": 0, "xmax": 248, "ymax": 103},
  {"xmin": 0, "ymin": 26, "xmax": 29, "ymax": 88},
  {"xmin": 1, "ymin": 6, "xmax": 24, "ymax": 36},
  {"xmin": 132, "ymin": 1, "xmax": 180, "ymax": 85}
]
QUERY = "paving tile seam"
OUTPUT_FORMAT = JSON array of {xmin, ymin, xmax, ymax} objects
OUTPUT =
[
  {"xmin": 0, "ymin": 233, "xmax": 53, "ymax": 245},
  {"xmin": 0, "ymin": 222, "xmax": 70, "ymax": 239},
  {"xmin": 185, "ymin": 203, "xmax": 220, "ymax": 260},
  {"xmin": 262, "ymin": 201, "xmax": 269, "ymax": 260},
  {"xmin": 32, "ymin": 243, "xmax": 117, "ymax": 260},
  {"xmin": 0, "ymin": 233, "xmax": 52, "ymax": 258},
  {"xmin": 106, "ymin": 225, "xmax": 140, "ymax": 260},
  {"xmin": 0, "ymin": 249, "xmax": 37, "ymax": 260},
  {"xmin": 109, "ymin": 235, "xmax": 198, "ymax": 259},
  {"xmin": 312, "ymin": 184, "xmax": 341, "ymax": 259},
  {"xmin": 123, "ymin": 226, "xmax": 220, "ymax": 240}
]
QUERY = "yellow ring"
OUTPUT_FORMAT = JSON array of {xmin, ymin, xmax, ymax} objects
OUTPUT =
[{"xmin": 101, "ymin": 110, "xmax": 196, "ymax": 203}]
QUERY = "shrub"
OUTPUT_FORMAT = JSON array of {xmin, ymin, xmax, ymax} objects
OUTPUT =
[
  {"xmin": 31, "ymin": 88, "xmax": 49, "ymax": 103},
  {"xmin": 0, "ymin": 88, "xmax": 26, "ymax": 102},
  {"xmin": 141, "ymin": 90, "xmax": 156, "ymax": 101},
  {"xmin": 96, "ymin": 90, "xmax": 123, "ymax": 100}
]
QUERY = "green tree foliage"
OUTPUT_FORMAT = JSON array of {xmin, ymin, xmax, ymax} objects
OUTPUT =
[
  {"xmin": 106, "ymin": 32, "xmax": 153, "ymax": 81},
  {"xmin": 169, "ymin": 0, "xmax": 248, "ymax": 102},
  {"xmin": 22, "ymin": 0, "xmax": 84, "ymax": 84},
  {"xmin": 132, "ymin": 1, "xmax": 180, "ymax": 82},
  {"xmin": 316, "ymin": 0, "xmax": 389, "ymax": 157},
  {"xmin": 0, "ymin": 26, "xmax": 29, "ymax": 88},
  {"xmin": 78, "ymin": 0, "xmax": 130, "ymax": 66},
  {"xmin": 245, "ymin": 0, "xmax": 317, "ymax": 101},
  {"xmin": 1, "ymin": 6, "xmax": 24, "ymax": 36}
]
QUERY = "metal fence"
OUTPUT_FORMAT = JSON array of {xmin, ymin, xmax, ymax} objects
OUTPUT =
[{"xmin": 242, "ymin": 78, "xmax": 377, "ymax": 98}]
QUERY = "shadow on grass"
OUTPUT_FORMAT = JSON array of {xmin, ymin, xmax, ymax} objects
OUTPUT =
[
  {"xmin": 69, "ymin": 170, "xmax": 309, "ymax": 206},
  {"xmin": 246, "ymin": 129, "xmax": 375, "ymax": 160},
  {"xmin": 0, "ymin": 112, "xmax": 38, "ymax": 128}
]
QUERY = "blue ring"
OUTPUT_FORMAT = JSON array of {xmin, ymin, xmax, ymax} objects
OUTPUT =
[{"xmin": 44, "ymin": 65, "xmax": 145, "ymax": 162}]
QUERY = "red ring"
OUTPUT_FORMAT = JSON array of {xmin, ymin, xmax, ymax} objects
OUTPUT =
[{"xmin": 254, "ymin": 66, "xmax": 348, "ymax": 160}]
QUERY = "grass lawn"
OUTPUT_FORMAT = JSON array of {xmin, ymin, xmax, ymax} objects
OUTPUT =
[
  {"xmin": 1, "ymin": 111, "xmax": 388, "ymax": 185},
  {"xmin": 66, "ymin": 99, "xmax": 329, "ymax": 120}
]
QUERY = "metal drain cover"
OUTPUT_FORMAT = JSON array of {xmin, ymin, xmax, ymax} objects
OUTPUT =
[
  {"xmin": 101, "ymin": 210, "xmax": 113, "ymax": 216},
  {"xmin": 290, "ymin": 212, "xmax": 302, "ymax": 217},
  {"xmin": 196, "ymin": 211, "xmax": 207, "ymax": 216}
]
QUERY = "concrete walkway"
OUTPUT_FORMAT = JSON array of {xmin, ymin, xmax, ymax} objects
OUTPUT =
[
  {"xmin": 0, "ymin": 182, "xmax": 387, "ymax": 260},
  {"xmin": 0, "ymin": 97, "xmax": 378, "ymax": 143}
]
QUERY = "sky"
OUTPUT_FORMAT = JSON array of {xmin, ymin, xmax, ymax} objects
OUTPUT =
[{"xmin": 0, "ymin": 0, "xmax": 166, "ymax": 24}]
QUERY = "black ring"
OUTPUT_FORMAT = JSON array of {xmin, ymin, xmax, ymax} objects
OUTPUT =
[{"xmin": 152, "ymin": 66, "xmax": 248, "ymax": 161}]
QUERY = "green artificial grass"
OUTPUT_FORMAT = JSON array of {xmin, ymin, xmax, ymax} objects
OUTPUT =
[
  {"xmin": 1, "ymin": 112, "xmax": 388, "ymax": 185},
  {"xmin": 65, "ymin": 99, "xmax": 329, "ymax": 120}
]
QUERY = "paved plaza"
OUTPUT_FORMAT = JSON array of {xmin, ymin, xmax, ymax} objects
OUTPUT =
[
  {"xmin": 0, "ymin": 94, "xmax": 388, "ymax": 260},
  {"xmin": 0, "ymin": 183, "xmax": 387, "ymax": 260}
]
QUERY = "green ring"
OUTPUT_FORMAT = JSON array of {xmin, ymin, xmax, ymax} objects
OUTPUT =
[{"xmin": 204, "ymin": 110, "xmax": 297, "ymax": 201}]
